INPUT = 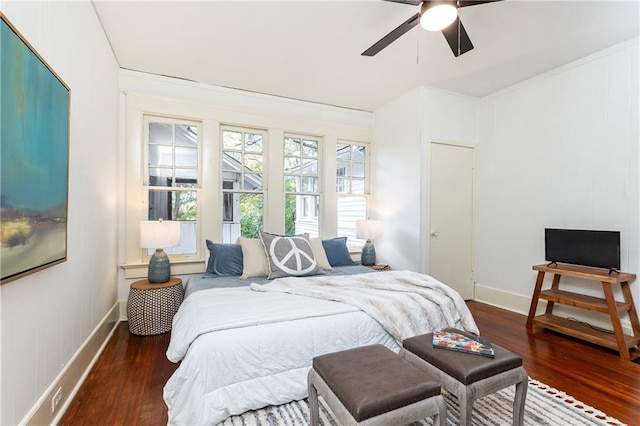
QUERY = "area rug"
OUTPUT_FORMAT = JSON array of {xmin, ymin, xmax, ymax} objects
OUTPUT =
[{"xmin": 220, "ymin": 378, "xmax": 625, "ymax": 426}]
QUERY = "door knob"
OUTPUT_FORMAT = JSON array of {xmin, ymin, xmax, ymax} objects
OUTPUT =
[{"xmin": 431, "ymin": 231, "xmax": 438, "ymax": 237}]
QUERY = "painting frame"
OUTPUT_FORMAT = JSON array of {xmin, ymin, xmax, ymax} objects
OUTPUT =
[{"xmin": 1, "ymin": 13, "xmax": 70, "ymax": 285}]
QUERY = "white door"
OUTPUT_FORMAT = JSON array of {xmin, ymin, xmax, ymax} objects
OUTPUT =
[{"xmin": 428, "ymin": 142, "xmax": 474, "ymax": 300}]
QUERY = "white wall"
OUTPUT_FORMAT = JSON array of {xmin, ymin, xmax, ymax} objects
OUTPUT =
[
  {"xmin": 475, "ymin": 39, "xmax": 640, "ymax": 312},
  {"xmin": 373, "ymin": 87, "xmax": 424, "ymax": 271},
  {"xmin": 373, "ymin": 87, "xmax": 479, "ymax": 272},
  {"xmin": 374, "ymin": 38, "xmax": 639, "ymax": 321},
  {"xmin": 0, "ymin": 2, "xmax": 120, "ymax": 424}
]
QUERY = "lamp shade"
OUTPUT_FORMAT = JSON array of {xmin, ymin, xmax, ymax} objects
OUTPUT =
[
  {"xmin": 139, "ymin": 220, "xmax": 181, "ymax": 249},
  {"xmin": 420, "ymin": 1, "xmax": 457, "ymax": 31},
  {"xmin": 356, "ymin": 220, "xmax": 383, "ymax": 240}
]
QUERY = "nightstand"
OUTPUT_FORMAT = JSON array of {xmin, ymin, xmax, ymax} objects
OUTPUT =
[{"xmin": 126, "ymin": 277, "xmax": 184, "ymax": 336}]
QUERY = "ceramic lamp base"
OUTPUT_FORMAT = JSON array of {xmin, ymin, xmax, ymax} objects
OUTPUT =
[
  {"xmin": 361, "ymin": 240, "xmax": 376, "ymax": 266},
  {"xmin": 148, "ymin": 248, "xmax": 171, "ymax": 283}
]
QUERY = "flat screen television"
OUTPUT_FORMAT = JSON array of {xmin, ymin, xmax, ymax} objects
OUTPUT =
[{"xmin": 544, "ymin": 228, "xmax": 620, "ymax": 270}]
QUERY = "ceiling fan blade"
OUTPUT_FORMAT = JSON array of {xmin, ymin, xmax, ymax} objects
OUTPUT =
[
  {"xmin": 441, "ymin": 16, "xmax": 473, "ymax": 57},
  {"xmin": 457, "ymin": 0, "xmax": 503, "ymax": 7},
  {"xmin": 383, "ymin": 0, "xmax": 423, "ymax": 5},
  {"xmin": 362, "ymin": 13, "xmax": 421, "ymax": 56}
]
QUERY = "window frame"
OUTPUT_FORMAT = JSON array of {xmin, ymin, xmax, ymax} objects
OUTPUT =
[
  {"xmin": 142, "ymin": 115, "xmax": 203, "ymax": 262},
  {"xmin": 283, "ymin": 133, "xmax": 323, "ymax": 237}
]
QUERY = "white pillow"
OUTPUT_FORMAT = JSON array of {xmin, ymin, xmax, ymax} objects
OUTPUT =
[
  {"xmin": 238, "ymin": 237, "xmax": 270, "ymax": 279},
  {"xmin": 310, "ymin": 237, "xmax": 333, "ymax": 270}
]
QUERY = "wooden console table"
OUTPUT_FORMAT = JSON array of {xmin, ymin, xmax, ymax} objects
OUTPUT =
[{"xmin": 526, "ymin": 263, "xmax": 639, "ymax": 360}]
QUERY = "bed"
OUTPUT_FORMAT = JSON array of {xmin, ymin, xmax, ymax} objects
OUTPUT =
[{"xmin": 163, "ymin": 237, "xmax": 479, "ymax": 425}]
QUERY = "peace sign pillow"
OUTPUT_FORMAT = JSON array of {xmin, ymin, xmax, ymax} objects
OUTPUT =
[{"xmin": 260, "ymin": 232, "xmax": 325, "ymax": 279}]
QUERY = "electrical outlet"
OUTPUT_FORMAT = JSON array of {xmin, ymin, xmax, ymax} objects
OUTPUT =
[{"xmin": 51, "ymin": 387, "xmax": 62, "ymax": 413}]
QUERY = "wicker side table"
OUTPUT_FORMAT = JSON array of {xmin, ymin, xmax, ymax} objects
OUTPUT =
[{"xmin": 127, "ymin": 277, "xmax": 184, "ymax": 336}]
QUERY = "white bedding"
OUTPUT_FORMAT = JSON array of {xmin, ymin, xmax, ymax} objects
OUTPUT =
[
  {"xmin": 164, "ymin": 287, "xmax": 398, "ymax": 425},
  {"xmin": 164, "ymin": 272, "xmax": 479, "ymax": 425}
]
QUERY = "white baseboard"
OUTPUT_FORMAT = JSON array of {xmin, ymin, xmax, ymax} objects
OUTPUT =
[
  {"xmin": 22, "ymin": 302, "xmax": 120, "ymax": 426},
  {"xmin": 474, "ymin": 283, "xmax": 634, "ymax": 336}
]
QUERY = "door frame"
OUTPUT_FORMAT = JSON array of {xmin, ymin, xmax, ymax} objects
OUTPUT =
[{"xmin": 420, "ymin": 139, "xmax": 477, "ymax": 298}]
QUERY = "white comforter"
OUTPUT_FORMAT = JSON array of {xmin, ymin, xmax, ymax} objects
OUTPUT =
[
  {"xmin": 164, "ymin": 287, "xmax": 399, "ymax": 425},
  {"xmin": 164, "ymin": 272, "xmax": 478, "ymax": 425}
]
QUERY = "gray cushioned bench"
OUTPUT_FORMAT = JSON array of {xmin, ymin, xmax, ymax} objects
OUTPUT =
[
  {"xmin": 400, "ymin": 328, "xmax": 528, "ymax": 426},
  {"xmin": 308, "ymin": 344, "xmax": 446, "ymax": 425}
]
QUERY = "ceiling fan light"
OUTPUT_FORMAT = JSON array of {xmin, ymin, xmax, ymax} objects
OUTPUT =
[{"xmin": 420, "ymin": 3, "xmax": 457, "ymax": 31}]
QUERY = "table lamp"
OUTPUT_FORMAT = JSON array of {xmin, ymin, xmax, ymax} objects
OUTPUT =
[
  {"xmin": 356, "ymin": 220, "xmax": 382, "ymax": 266},
  {"xmin": 140, "ymin": 219, "xmax": 181, "ymax": 283}
]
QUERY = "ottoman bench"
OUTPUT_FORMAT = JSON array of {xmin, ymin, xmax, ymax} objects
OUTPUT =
[
  {"xmin": 308, "ymin": 344, "xmax": 447, "ymax": 425},
  {"xmin": 401, "ymin": 329, "xmax": 528, "ymax": 426}
]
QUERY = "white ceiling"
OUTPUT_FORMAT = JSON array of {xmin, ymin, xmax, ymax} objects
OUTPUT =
[{"xmin": 92, "ymin": 0, "xmax": 639, "ymax": 112}]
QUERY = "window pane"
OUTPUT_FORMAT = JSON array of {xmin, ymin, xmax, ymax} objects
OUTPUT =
[
  {"xmin": 337, "ymin": 143, "xmax": 350, "ymax": 159},
  {"xmin": 175, "ymin": 168, "xmax": 197, "ymax": 182},
  {"xmin": 240, "ymin": 193, "xmax": 264, "ymax": 239},
  {"xmin": 175, "ymin": 146, "xmax": 198, "ymax": 167},
  {"xmin": 149, "ymin": 122, "xmax": 172, "ymax": 144},
  {"xmin": 148, "ymin": 190, "xmax": 197, "ymax": 221},
  {"xmin": 223, "ymin": 130, "xmax": 243, "ymax": 150},
  {"xmin": 351, "ymin": 179, "xmax": 365, "ymax": 194},
  {"xmin": 337, "ymin": 162, "xmax": 351, "ymax": 177},
  {"xmin": 302, "ymin": 140, "xmax": 318, "ymax": 157},
  {"xmin": 336, "ymin": 178, "xmax": 350, "ymax": 194},
  {"xmin": 244, "ymin": 154, "xmax": 263, "ymax": 172},
  {"xmin": 284, "ymin": 156, "xmax": 301, "ymax": 173},
  {"xmin": 284, "ymin": 138, "xmax": 301, "ymax": 156},
  {"xmin": 148, "ymin": 144, "xmax": 173, "ymax": 167},
  {"xmin": 245, "ymin": 133, "xmax": 263, "ymax": 152},
  {"xmin": 352, "ymin": 145, "xmax": 366, "ymax": 161},
  {"xmin": 175, "ymin": 124, "xmax": 198, "ymax": 147},
  {"xmin": 302, "ymin": 177, "xmax": 317, "ymax": 193},
  {"xmin": 336, "ymin": 141, "xmax": 368, "ymax": 195},
  {"xmin": 149, "ymin": 168, "xmax": 171, "ymax": 187},
  {"xmin": 284, "ymin": 175, "xmax": 300, "ymax": 192},
  {"xmin": 221, "ymin": 190, "xmax": 266, "ymax": 238},
  {"xmin": 244, "ymin": 173, "xmax": 263, "ymax": 190},
  {"xmin": 285, "ymin": 194, "xmax": 319, "ymax": 237},
  {"xmin": 223, "ymin": 152, "xmax": 242, "ymax": 170},
  {"xmin": 352, "ymin": 162, "xmax": 365, "ymax": 178},
  {"xmin": 302, "ymin": 158, "xmax": 317, "ymax": 175},
  {"xmin": 337, "ymin": 196, "xmax": 367, "ymax": 242}
]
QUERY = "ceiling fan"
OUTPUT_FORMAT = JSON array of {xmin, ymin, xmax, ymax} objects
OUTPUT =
[{"xmin": 362, "ymin": 0, "xmax": 503, "ymax": 57}]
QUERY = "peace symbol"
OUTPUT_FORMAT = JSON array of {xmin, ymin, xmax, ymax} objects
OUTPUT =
[{"xmin": 269, "ymin": 236, "xmax": 317, "ymax": 275}]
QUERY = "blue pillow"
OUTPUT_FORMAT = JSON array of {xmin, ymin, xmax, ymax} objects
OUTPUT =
[
  {"xmin": 205, "ymin": 240, "xmax": 244, "ymax": 276},
  {"xmin": 321, "ymin": 237, "xmax": 356, "ymax": 267}
]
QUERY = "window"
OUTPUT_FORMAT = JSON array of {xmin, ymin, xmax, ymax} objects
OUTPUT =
[
  {"xmin": 144, "ymin": 117, "xmax": 201, "ymax": 257},
  {"xmin": 284, "ymin": 134, "xmax": 321, "ymax": 237},
  {"xmin": 221, "ymin": 125, "xmax": 266, "ymax": 242},
  {"xmin": 336, "ymin": 141, "xmax": 369, "ymax": 243},
  {"xmin": 124, "ymin": 92, "xmax": 374, "ymax": 278}
]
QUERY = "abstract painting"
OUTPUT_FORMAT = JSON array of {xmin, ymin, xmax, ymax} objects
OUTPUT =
[{"xmin": 1, "ymin": 14, "xmax": 70, "ymax": 284}]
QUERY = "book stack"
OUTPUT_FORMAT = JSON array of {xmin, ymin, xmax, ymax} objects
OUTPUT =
[{"xmin": 432, "ymin": 330, "xmax": 495, "ymax": 358}]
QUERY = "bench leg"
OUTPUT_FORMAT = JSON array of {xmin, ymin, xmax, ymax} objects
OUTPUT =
[
  {"xmin": 435, "ymin": 395, "xmax": 447, "ymax": 426},
  {"xmin": 308, "ymin": 369, "xmax": 320, "ymax": 426},
  {"xmin": 513, "ymin": 368, "xmax": 528, "ymax": 426},
  {"xmin": 458, "ymin": 392, "xmax": 474, "ymax": 426}
]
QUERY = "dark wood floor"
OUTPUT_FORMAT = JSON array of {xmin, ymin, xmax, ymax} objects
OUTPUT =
[{"xmin": 60, "ymin": 301, "xmax": 640, "ymax": 425}]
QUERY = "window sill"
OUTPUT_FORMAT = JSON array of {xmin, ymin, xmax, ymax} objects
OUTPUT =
[{"xmin": 121, "ymin": 260, "xmax": 206, "ymax": 279}]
